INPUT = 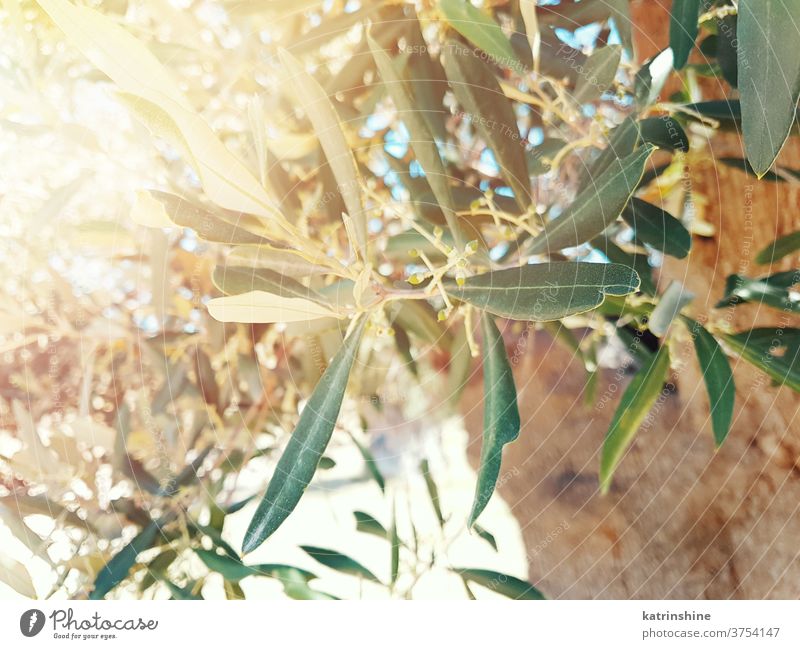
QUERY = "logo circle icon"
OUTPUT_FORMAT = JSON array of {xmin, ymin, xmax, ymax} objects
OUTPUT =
[{"xmin": 20, "ymin": 609, "xmax": 45, "ymax": 637}]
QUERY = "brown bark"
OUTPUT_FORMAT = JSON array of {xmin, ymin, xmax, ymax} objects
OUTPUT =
[{"xmin": 463, "ymin": 0, "xmax": 800, "ymax": 598}]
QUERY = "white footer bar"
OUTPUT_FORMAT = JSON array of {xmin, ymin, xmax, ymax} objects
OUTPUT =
[{"xmin": 1, "ymin": 600, "xmax": 797, "ymax": 647}]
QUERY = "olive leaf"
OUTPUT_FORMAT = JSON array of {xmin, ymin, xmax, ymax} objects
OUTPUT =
[
  {"xmin": 148, "ymin": 191, "xmax": 270, "ymax": 246},
  {"xmin": 472, "ymin": 523, "xmax": 498, "ymax": 551},
  {"xmin": 226, "ymin": 245, "xmax": 333, "ymax": 277},
  {"xmin": 439, "ymin": 0, "xmax": 521, "ymax": 70},
  {"xmin": 452, "ymin": 568, "xmax": 545, "ymax": 600},
  {"xmin": 207, "ymin": 291, "xmax": 342, "ymax": 324},
  {"xmin": 278, "ymin": 48, "xmax": 367, "ymax": 258},
  {"xmin": 442, "ymin": 39, "xmax": 531, "ymax": 210},
  {"xmin": 600, "ymin": 345, "xmax": 671, "ymax": 494},
  {"xmin": 90, "ymin": 516, "xmax": 171, "ymax": 600},
  {"xmin": 194, "ymin": 549, "xmax": 316, "ymax": 583},
  {"xmin": 738, "ymin": 0, "xmax": 800, "ymax": 177},
  {"xmin": 468, "ymin": 313, "xmax": 520, "ymax": 527},
  {"xmin": 420, "ymin": 458, "xmax": 445, "ymax": 529},
  {"xmin": 354, "ymin": 511, "xmax": 388, "ymax": 539},
  {"xmin": 716, "ymin": 271, "xmax": 800, "ymax": 313},
  {"xmin": 301, "ymin": 545, "xmax": 381, "ymax": 584},
  {"xmin": 722, "ymin": 328, "xmax": 800, "ymax": 393},
  {"xmin": 591, "ymin": 236, "xmax": 656, "ymax": 296},
  {"xmin": 578, "ymin": 116, "xmax": 640, "ymax": 192},
  {"xmin": 242, "ymin": 317, "xmax": 367, "ymax": 553},
  {"xmin": 348, "ymin": 430, "xmax": 386, "ymax": 493},
  {"xmin": 638, "ymin": 116, "xmax": 690, "ymax": 153},
  {"xmin": 447, "ymin": 262, "xmax": 640, "ymax": 322},
  {"xmin": 368, "ymin": 34, "xmax": 465, "ymax": 249},
  {"xmin": 573, "ymin": 45, "xmax": 621, "ymax": 104},
  {"xmin": 621, "ymin": 197, "xmax": 691, "ymax": 259},
  {"xmin": 212, "ymin": 266, "xmax": 328, "ymax": 306},
  {"xmin": 756, "ymin": 231, "xmax": 800, "ymax": 264},
  {"xmin": 716, "ymin": 14, "xmax": 739, "ymax": 87},
  {"xmin": 669, "ymin": 0, "xmax": 702, "ymax": 69},
  {"xmin": 719, "ymin": 157, "xmax": 800, "ymax": 183},
  {"xmin": 527, "ymin": 144, "xmax": 656, "ymax": 255},
  {"xmin": 389, "ymin": 501, "xmax": 400, "ymax": 586},
  {"xmin": 683, "ymin": 318, "xmax": 736, "ymax": 447}
]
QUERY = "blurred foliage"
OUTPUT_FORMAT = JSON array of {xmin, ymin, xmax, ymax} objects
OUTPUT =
[{"xmin": 0, "ymin": 0, "xmax": 797, "ymax": 600}]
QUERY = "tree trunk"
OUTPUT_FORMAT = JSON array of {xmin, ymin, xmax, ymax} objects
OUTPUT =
[{"xmin": 463, "ymin": 0, "xmax": 800, "ymax": 599}]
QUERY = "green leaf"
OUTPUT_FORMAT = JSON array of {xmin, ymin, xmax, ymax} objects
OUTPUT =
[
  {"xmin": 353, "ymin": 511, "xmax": 388, "ymax": 539},
  {"xmin": 194, "ymin": 548, "xmax": 317, "ymax": 583},
  {"xmin": 616, "ymin": 324, "xmax": 655, "ymax": 367},
  {"xmin": 420, "ymin": 458, "xmax": 445, "ymax": 529},
  {"xmin": 621, "ymin": 197, "xmax": 692, "ymax": 259},
  {"xmin": 756, "ymin": 231, "xmax": 800, "ymax": 264},
  {"xmin": 469, "ymin": 314, "xmax": 520, "ymax": 527},
  {"xmin": 90, "ymin": 517, "xmax": 168, "ymax": 599},
  {"xmin": 348, "ymin": 431, "xmax": 386, "ymax": 493},
  {"xmin": 573, "ymin": 45, "xmax": 621, "ymax": 104},
  {"xmin": 527, "ymin": 144, "xmax": 656, "ymax": 255},
  {"xmin": 716, "ymin": 15, "xmax": 738, "ymax": 87},
  {"xmin": 150, "ymin": 192, "xmax": 270, "ymax": 246},
  {"xmin": 722, "ymin": 328, "xmax": 800, "ymax": 393},
  {"xmin": 578, "ymin": 116, "xmax": 640, "ymax": 193},
  {"xmin": 443, "ymin": 40, "xmax": 531, "ymax": 210},
  {"xmin": 670, "ymin": 0, "xmax": 702, "ymax": 69},
  {"xmin": 300, "ymin": 545, "xmax": 381, "ymax": 584},
  {"xmin": 278, "ymin": 49, "xmax": 367, "ymax": 258},
  {"xmin": 163, "ymin": 579, "xmax": 202, "ymax": 600},
  {"xmin": 452, "ymin": 568, "xmax": 545, "ymax": 600},
  {"xmin": 683, "ymin": 318, "xmax": 736, "ymax": 447},
  {"xmin": 446, "ymin": 262, "xmax": 640, "ymax": 322},
  {"xmin": 139, "ymin": 548, "xmax": 178, "ymax": 592},
  {"xmin": 194, "ymin": 549, "xmax": 252, "ymax": 582},
  {"xmin": 473, "ymin": 523, "xmax": 498, "ymax": 551},
  {"xmin": 190, "ymin": 521, "xmax": 239, "ymax": 561},
  {"xmin": 446, "ymin": 323, "xmax": 474, "ymax": 407},
  {"xmin": 738, "ymin": 0, "xmax": 800, "ymax": 177},
  {"xmin": 638, "ymin": 116, "xmax": 690, "ymax": 152},
  {"xmin": 389, "ymin": 501, "xmax": 400, "ymax": 586},
  {"xmin": 402, "ymin": 12, "xmax": 449, "ymax": 143},
  {"xmin": 719, "ymin": 156, "xmax": 800, "ymax": 182},
  {"xmin": 591, "ymin": 236, "xmax": 656, "ymax": 296},
  {"xmin": 439, "ymin": 0, "xmax": 522, "ymax": 70},
  {"xmin": 648, "ymin": 282, "xmax": 695, "ymax": 337},
  {"xmin": 368, "ymin": 34, "xmax": 465, "ymax": 249},
  {"xmin": 283, "ymin": 577, "xmax": 339, "ymax": 600},
  {"xmin": 224, "ymin": 581, "xmax": 246, "ymax": 600},
  {"xmin": 227, "ymin": 244, "xmax": 332, "ymax": 277},
  {"xmin": 608, "ymin": 0, "xmax": 634, "ymax": 55},
  {"xmin": 716, "ymin": 271, "xmax": 800, "ymax": 312},
  {"xmin": 600, "ymin": 345, "xmax": 671, "ymax": 494},
  {"xmin": 212, "ymin": 266, "xmax": 328, "ymax": 306},
  {"xmin": 242, "ymin": 317, "xmax": 367, "ymax": 553},
  {"xmin": 683, "ymin": 99, "xmax": 742, "ymax": 126}
]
